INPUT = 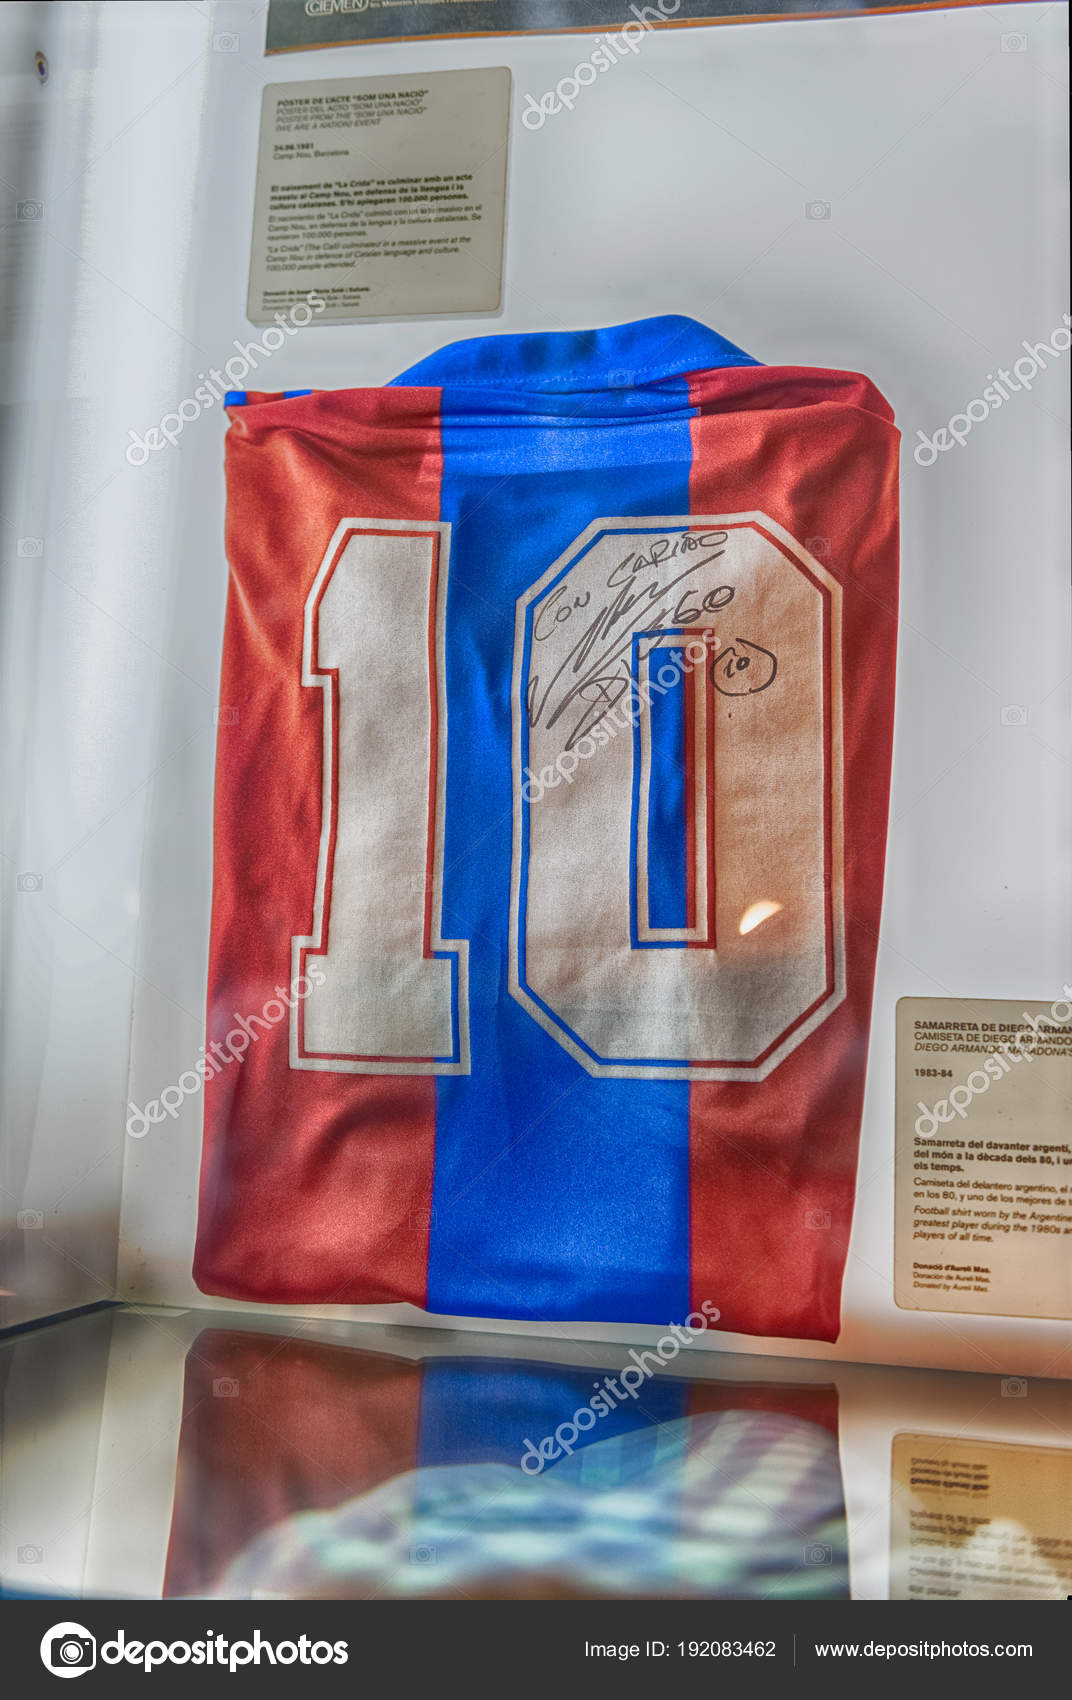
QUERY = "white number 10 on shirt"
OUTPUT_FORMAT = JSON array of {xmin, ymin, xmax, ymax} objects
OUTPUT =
[{"xmin": 291, "ymin": 514, "xmax": 844, "ymax": 1083}]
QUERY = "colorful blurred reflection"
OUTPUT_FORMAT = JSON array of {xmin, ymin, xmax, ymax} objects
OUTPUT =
[{"xmin": 165, "ymin": 1330, "xmax": 847, "ymax": 1600}]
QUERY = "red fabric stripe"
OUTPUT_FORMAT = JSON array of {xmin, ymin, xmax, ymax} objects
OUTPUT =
[
  {"xmin": 163, "ymin": 1330, "xmax": 423, "ymax": 1596},
  {"xmin": 192, "ymin": 389, "xmax": 442, "ymax": 1305},
  {"xmin": 685, "ymin": 365, "xmax": 899, "ymax": 1342},
  {"xmin": 685, "ymin": 1377, "xmax": 839, "ymax": 1438}
]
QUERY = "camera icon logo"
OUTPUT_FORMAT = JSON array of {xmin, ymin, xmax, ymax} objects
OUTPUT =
[
  {"xmin": 805, "ymin": 200, "xmax": 831, "ymax": 220},
  {"xmin": 804, "ymin": 1208, "xmax": 831, "ymax": 1230},
  {"xmin": 17, "ymin": 537, "xmax": 43, "ymax": 557},
  {"xmin": 410, "ymin": 1543, "xmax": 437, "ymax": 1565},
  {"xmin": 805, "ymin": 536, "xmax": 830, "ymax": 559},
  {"xmin": 16, "ymin": 199, "xmax": 43, "ymax": 221},
  {"xmin": 607, "ymin": 370, "xmax": 635, "ymax": 391},
  {"xmin": 215, "ymin": 705, "xmax": 239, "ymax": 726},
  {"xmin": 40, "ymin": 1622, "xmax": 96, "ymax": 1679},
  {"xmin": 212, "ymin": 31, "xmax": 240, "ymax": 52},
  {"xmin": 18, "ymin": 1544, "xmax": 44, "ymax": 1564},
  {"xmin": 17, "ymin": 1209, "xmax": 44, "ymax": 1230},
  {"xmin": 1001, "ymin": 1376, "xmax": 1028, "ymax": 1398},
  {"xmin": 213, "ymin": 1377, "xmax": 240, "ymax": 1398},
  {"xmin": 804, "ymin": 1543, "xmax": 832, "ymax": 1565},
  {"xmin": 1000, "ymin": 704, "xmax": 1027, "ymax": 727},
  {"xmin": 17, "ymin": 871, "xmax": 43, "ymax": 893},
  {"xmin": 1000, "ymin": 32, "xmax": 1027, "ymax": 52}
]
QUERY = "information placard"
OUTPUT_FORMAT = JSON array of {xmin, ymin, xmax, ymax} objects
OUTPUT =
[
  {"xmin": 247, "ymin": 69, "xmax": 510, "ymax": 324},
  {"xmin": 266, "ymin": 0, "xmax": 1017, "ymax": 55},
  {"xmin": 894, "ymin": 996, "xmax": 1072, "ymax": 1321}
]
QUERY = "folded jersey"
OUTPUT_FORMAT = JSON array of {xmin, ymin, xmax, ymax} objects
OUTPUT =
[{"xmin": 195, "ymin": 315, "xmax": 899, "ymax": 1341}]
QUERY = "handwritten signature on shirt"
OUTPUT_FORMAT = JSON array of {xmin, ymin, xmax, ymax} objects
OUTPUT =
[{"xmin": 527, "ymin": 531, "xmax": 777, "ymax": 750}]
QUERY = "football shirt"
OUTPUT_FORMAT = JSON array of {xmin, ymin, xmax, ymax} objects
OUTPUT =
[{"xmin": 195, "ymin": 315, "xmax": 899, "ymax": 1340}]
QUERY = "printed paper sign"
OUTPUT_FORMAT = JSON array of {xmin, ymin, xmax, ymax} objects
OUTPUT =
[
  {"xmin": 247, "ymin": 69, "xmax": 510, "ymax": 323},
  {"xmin": 266, "ymin": 0, "xmax": 1014, "ymax": 54},
  {"xmin": 894, "ymin": 996, "xmax": 1072, "ymax": 1321}
]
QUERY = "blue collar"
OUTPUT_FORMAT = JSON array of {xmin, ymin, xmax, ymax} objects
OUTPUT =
[{"xmin": 389, "ymin": 315, "xmax": 756, "ymax": 391}]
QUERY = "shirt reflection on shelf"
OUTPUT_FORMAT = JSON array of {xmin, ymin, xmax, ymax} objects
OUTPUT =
[{"xmin": 164, "ymin": 1330, "xmax": 847, "ymax": 1601}]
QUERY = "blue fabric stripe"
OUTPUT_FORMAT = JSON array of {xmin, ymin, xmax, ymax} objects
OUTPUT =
[
  {"xmin": 392, "ymin": 314, "xmax": 756, "ymax": 390},
  {"xmin": 416, "ymin": 1358, "xmax": 689, "ymax": 1470},
  {"xmin": 645, "ymin": 650, "xmax": 689, "ymax": 932},
  {"xmin": 225, "ymin": 388, "xmax": 311, "ymax": 407},
  {"xmin": 425, "ymin": 367, "xmax": 696, "ymax": 1325}
]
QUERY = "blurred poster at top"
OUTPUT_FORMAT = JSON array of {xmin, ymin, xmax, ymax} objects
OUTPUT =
[{"xmin": 266, "ymin": 0, "xmax": 1011, "ymax": 54}]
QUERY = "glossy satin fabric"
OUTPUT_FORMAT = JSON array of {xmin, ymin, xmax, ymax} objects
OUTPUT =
[{"xmin": 195, "ymin": 316, "xmax": 898, "ymax": 1340}]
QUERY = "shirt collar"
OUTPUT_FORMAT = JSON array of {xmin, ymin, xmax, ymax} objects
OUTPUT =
[{"xmin": 389, "ymin": 315, "xmax": 757, "ymax": 391}]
